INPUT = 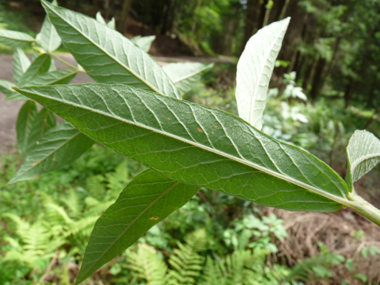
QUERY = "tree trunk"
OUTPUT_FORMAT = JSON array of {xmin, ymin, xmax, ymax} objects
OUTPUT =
[
  {"xmin": 302, "ymin": 58, "xmax": 317, "ymax": 91},
  {"xmin": 120, "ymin": 0, "xmax": 133, "ymax": 33},
  {"xmin": 344, "ymin": 78, "xmax": 355, "ymax": 108},
  {"xmin": 241, "ymin": 0, "xmax": 261, "ymax": 52},
  {"xmin": 310, "ymin": 58, "xmax": 326, "ymax": 101},
  {"xmin": 279, "ymin": 0, "xmax": 290, "ymax": 19}
]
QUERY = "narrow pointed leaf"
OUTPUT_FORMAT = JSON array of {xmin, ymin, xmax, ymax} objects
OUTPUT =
[
  {"xmin": 76, "ymin": 169, "xmax": 199, "ymax": 283},
  {"xmin": 9, "ymin": 122, "xmax": 94, "ymax": 184},
  {"xmin": 236, "ymin": 18, "xmax": 290, "ymax": 130},
  {"xmin": 25, "ymin": 69, "xmax": 78, "ymax": 86},
  {"xmin": 4, "ymin": 91, "xmax": 28, "ymax": 101},
  {"xmin": 40, "ymin": 16, "xmax": 61, "ymax": 52},
  {"xmin": 0, "ymin": 80, "xmax": 17, "ymax": 97},
  {"xmin": 131, "ymin": 35, "xmax": 156, "ymax": 53},
  {"xmin": 17, "ymin": 84, "xmax": 351, "ymax": 212},
  {"xmin": 25, "ymin": 108, "xmax": 56, "ymax": 154},
  {"xmin": 95, "ymin": 12, "xmax": 106, "ymax": 25},
  {"xmin": 346, "ymin": 130, "xmax": 380, "ymax": 189},
  {"xmin": 41, "ymin": 0, "xmax": 180, "ymax": 99},
  {"xmin": 49, "ymin": 57, "xmax": 57, "ymax": 71},
  {"xmin": 16, "ymin": 101, "xmax": 37, "ymax": 156},
  {"xmin": 163, "ymin": 62, "xmax": 213, "ymax": 95},
  {"xmin": 13, "ymin": 48, "xmax": 31, "ymax": 84},
  {"xmin": 0, "ymin": 29, "xmax": 35, "ymax": 48},
  {"xmin": 18, "ymin": 54, "xmax": 51, "ymax": 87},
  {"xmin": 107, "ymin": 18, "xmax": 116, "ymax": 30}
]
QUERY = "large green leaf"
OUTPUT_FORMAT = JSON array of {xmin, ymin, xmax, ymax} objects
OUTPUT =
[
  {"xmin": 345, "ymin": 130, "xmax": 380, "ymax": 190},
  {"xmin": 41, "ymin": 0, "xmax": 181, "ymax": 99},
  {"xmin": 18, "ymin": 54, "xmax": 51, "ymax": 87},
  {"xmin": 25, "ymin": 108, "xmax": 56, "ymax": 154},
  {"xmin": 13, "ymin": 48, "xmax": 31, "ymax": 84},
  {"xmin": 16, "ymin": 101, "xmax": 38, "ymax": 156},
  {"xmin": 0, "ymin": 29, "xmax": 35, "ymax": 48},
  {"xmin": 131, "ymin": 35, "xmax": 156, "ymax": 53},
  {"xmin": 76, "ymin": 169, "xmax": 199, "ymax": 283},
  {"xmin": 9, "ymin": 122, "xmax": 94, "ymax": 184},
  {"xmin": 0, "ymin": 80, "xmax": 17, "ymax": 97},
  {"xmin": 163, "ymin": 62, "xmax": 213, "ymax": 95},
  {"xmin": 40, "ymin": 16, "xmax": 61, "ymax": 52},
  {"xmin": 16, "ymin": 84, "xmax": 351, "ymax": 212},
  {"xmin": 236, "ymin": 18, "xmax": 290, "ymax": 130}
]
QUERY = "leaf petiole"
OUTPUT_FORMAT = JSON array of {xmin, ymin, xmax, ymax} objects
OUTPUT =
[
  {"xmin": 346, "ymin": 191, "xmax": 380, "ymax": 227},
  {"xmin": 49, "ymin": 52, "xmax": 86, "ymax": 73}
]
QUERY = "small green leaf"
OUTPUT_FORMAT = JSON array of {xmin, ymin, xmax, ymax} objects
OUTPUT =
[
  {"xmin": 76, "ymin": 169, "xmax": 198, "ymax": 284},
  {"xmin": 18, "ymin": 54, "xmax": 51, "ymax": 87},
  {"xmin": 13, "ymin": 48, "xmax": 31, "ymax": 84},
  {"xmin": 16, "ymin": 101, "xmax": 38, "ymax": 156},
  {"xmin": 25, "ymin": 69, "xmax": 78, "ymax": 86},
  {"xmin": 0, "ymin": 80, "xmax": 17, "ymax": 97},
  {"xmin": 9, "ymin": 122, "xmax": 94, "ymax": 184},
  {"xmin": 131, "ymin": 35, "xmax": 156, "ymax": 53},
  {"xmin": 0, "ymin": 29, "xmax": 35, "ymax": 48},
  {"xmin": 346, "ymin": 130, "xmax": 380, "ymax": 190},
  {"xmin": 41, "ymin": 0, "xmax": 180, "ymax": 99},
  {"xmin": 26, "ymin": 108, "xmax": 56, "ymax": 154},
  {"xmin": 163, "ymin": 62, "xmax": 213, "ymax": 95},
  {"xmin": 236, "ymin": 18, "xmax": 290, "ymax": 130},
  {"xmin": 40, "ymin": 16, "xmax": 62, "ymax": 52}
]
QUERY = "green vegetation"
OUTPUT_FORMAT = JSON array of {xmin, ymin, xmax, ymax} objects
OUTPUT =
[{"xmin": 1, "ymin": 0, "xmax": 380, "ymax": 284}]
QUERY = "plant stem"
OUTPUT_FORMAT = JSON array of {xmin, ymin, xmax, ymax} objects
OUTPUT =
[
  {"xmin": 49, "ymin": 53, "xmax": 85, "ymax": 72},
  {"xmin": 347, "ymin": 192, "xmax": 380, "ymax": 227}
]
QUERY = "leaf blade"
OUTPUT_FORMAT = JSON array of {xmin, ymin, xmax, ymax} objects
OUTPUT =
[
  {"xmin": 9, "ymin": 122, "xmax": 94, "ymax": 184},
  {"xmin": 40, "ymin": 16, "xmax": 62, "ymax": 52},
  {"xmin": 0, "ymin": 29, "xmax": 35, "ymax": 48},
  {"xmin": 18, "ymin": 54, "xmax": 51, "ymax": 87},
  {"xmin": 41, "ymin": 0, "xmax": 180, "ymax": 99},
  {"xmin": 16, "ymin": 101, "xmax": 38, "ymax": 156},
  {"xmin": 76, "ymin": 169, "xmax": 198, "ymax": 283},
  {"xmin": 236, "ymin": 18, "xmax": 290, "ymax": 130},
  {"xmin": 13, "ymin": 48, "xmax": 31, "ymax": 84},
  {"xmin": 0, "ymin": 80, "xmax": 17, "ymax": 97},
  {"xmin": 25, "ymin": 108, "xmax": 56, "ymax": 154},
  {"xmin": 346, "ymin": 130, "xmax": 380, "ymax": 189},
  {"xmin": 131, "ymin": 35, "xmax": 156, "ymax": 53},
  {"xmin": 163, "ymin": 62, "xmax": 213, "ymax": 95},
  {"xmin": 16, "ymin": 84, "xmax": 349, "ymax": 212}
]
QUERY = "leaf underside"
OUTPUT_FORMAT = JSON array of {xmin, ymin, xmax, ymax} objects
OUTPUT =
[
  {"xmin": 346, "ymin": 130, "xmax": 380, "ymax": 189},
  {"xmin": 76, "ymin": 169, "xmax": 199, "ymax": 283},
  {"xmin": 163, "ymin": 62, "xmax": 213, "ymax": 95},
  {"xmin": 9, "ymin": 122, "xmax": 94, "ymax": 184},
  {"xmin": 0, "ymin": 29, "xmax": 35, "ymax": 48},
  {"xmin": 41, "ymin": 0, "xmax": 181, "ymax": 99},
  {"xmin": 236, "ymin": 18, "xmax": 290, "ymax": 130},
  {"xmin": 16, "ymin": 84, "xmax": 349, "ymax": 212}
]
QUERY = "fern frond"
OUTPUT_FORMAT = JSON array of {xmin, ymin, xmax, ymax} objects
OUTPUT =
[{"xmin": 127, "ymin": 243, "xmax": 167, "ymax": 285}]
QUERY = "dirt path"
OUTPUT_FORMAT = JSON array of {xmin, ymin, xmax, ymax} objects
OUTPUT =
[{"xmin": 0, "ymin": 53, "xmax": 95, "ymax": 154}]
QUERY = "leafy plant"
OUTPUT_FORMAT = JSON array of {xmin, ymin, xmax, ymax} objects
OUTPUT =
[{"xmin": 1, "ymin": 0, "xmax": 380, "ymax": 283}]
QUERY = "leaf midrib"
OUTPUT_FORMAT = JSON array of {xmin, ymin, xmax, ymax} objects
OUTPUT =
[
  {"xmin": 78, "ymin": 179, "xmax": 180, "ymax": 281},
  {"xmin": 248, "ymin": 22, "xmax": 287, "ymax": 125},
  {"xmin": 19, "ymin": 87, "xmax": 351, "ymax": 207},
  {"xmin": 44, "ymin": 1, "xmax": 170, "ymax": 98}
]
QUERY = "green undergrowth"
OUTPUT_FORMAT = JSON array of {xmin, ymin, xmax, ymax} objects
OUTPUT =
[{"xmin": 1, "ymin": 145, "xmax": 379, "ymax": 284}]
